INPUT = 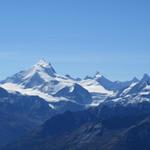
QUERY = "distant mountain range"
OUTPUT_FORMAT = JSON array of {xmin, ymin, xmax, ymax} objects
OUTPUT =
[
  {"xmin": 1, "ymin": 59, "xmax": 150, "ymax": 149},
  {"xmin": 0, "ymin": 59, "xmax": 147, "ymax": 108}
]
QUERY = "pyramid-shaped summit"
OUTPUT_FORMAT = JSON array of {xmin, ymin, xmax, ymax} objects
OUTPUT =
[
  {"xmin": 1, "ymin": 59, "xmax": 57, "ymax": 86},
  {"xmin": 0, "ymin": 59, "xmax": 76, "ymax": 95},
  {"xmin": 33, "ymin": 59, "xmax": 56, "ymax": 75},
  {"xmin": 0, "ymin": 59, "xmax": 94, "ymax": 105}
]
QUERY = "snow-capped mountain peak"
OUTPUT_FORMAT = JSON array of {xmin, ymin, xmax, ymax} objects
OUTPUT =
[
  {"xmin": 34, "ymin": 59, "xmax": 54, "ymax": 70},
  {"xmin": 0, "ymin": 59, "xmax": 60, "ymax": 91},
  {"xmin": 32, "ymin": 59, "xmax": 56, "ymax": 76},
  {"xmin": 117, "ymin": 74, "xmax": 150, "ymax": 98},
  {"xmin": 0, "ymin": 60, "xmax": 79, "ymax": 103},
  {"xmin": 84, "ymin": 72, "xmax": 102, "ymax": 80},
  {"xmin": 94, "ymin": 71, "xmax": 102, "ymax": 79},
  {"xmin": 11, "ymin": 59, "xmax": 57, "ymax": 85}
]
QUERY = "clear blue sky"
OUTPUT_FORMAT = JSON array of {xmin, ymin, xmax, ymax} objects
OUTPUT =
[{"xmin": 0, "ymin": 0, "xmax": 150, "ymax": 81}]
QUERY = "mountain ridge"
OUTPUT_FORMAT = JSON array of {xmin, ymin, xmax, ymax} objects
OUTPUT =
[
  {"xmin": 1, "ymin": 60, "xmax": 150, "ymax": 149},
  {"xmin": 0, "ymin": 60, "xmax": 150, "ymax": 107}
]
